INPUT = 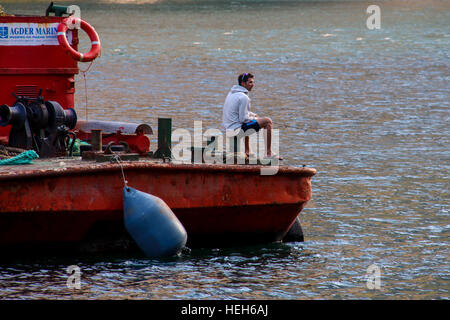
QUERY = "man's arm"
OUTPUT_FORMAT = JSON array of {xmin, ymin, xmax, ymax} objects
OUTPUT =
[
  {"xmin": 238, "ymin": 95, "xmax": 258, "ymax": 123},
  {"xmin": 238, "ymin": 96, "xmax": 251, "ymax": 123}
]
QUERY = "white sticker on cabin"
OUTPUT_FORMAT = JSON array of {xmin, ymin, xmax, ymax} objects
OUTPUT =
[{"xmin": 0, "ymin": 23, "xmax": 72, "ymax": 46}]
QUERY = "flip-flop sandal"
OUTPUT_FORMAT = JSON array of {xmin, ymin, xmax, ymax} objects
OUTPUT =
[{"xmin": 266, "ymin": 153, "xmax": 283, "ymax": 160}]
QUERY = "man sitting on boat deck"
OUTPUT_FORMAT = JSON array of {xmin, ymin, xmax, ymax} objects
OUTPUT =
[{"xmin": 222, "ymin": 72, "xmax": 282, "ymax": 160}]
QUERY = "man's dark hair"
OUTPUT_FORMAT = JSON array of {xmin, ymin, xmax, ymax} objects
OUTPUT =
[{"xmin": 238, "ymin": 73, "xmax": 254, "ymax": 85}]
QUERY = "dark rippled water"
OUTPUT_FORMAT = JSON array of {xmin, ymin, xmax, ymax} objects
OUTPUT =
[{"xmin": 1, "ymin": 0, "xmax": 449, "ymax": 299}]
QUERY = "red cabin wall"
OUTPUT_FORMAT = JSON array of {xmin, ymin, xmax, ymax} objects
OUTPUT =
[{"xmin": 0, "ymin": 16, "xmax": 79, "ymax": 138}]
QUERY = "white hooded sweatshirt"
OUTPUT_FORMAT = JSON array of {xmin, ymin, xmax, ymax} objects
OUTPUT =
[{"xmin": 222, "ymin": 85, "xmax": 257, "ymax": 131}]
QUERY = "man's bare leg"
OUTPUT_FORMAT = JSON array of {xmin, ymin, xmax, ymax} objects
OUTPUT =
[
  {"xmin": 245, "ymin": 136, "xmax": 250, "ymax": 156},
  {"xmin": 256, "ymin": 117, "xmax": 282, "ymax": 160},
  {"xmin": 256, "ymin": 117, "xmax": 273, "ymax": 156}
]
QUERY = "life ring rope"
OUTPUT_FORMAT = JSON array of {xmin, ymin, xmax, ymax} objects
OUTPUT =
[{"xmin": 57, "ymin": 18, "xmax": 101, "ymax": 62}]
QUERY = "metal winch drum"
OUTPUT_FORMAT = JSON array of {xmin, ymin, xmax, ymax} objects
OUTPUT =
[{"xmin": 0, "ymin": 96, "xmax": 77, "ymax": 157}]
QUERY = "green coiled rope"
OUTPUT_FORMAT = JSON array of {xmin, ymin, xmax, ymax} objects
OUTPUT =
[{"xmin": 0, "ymin": 150, "xmax": 39, "ymax": 165}]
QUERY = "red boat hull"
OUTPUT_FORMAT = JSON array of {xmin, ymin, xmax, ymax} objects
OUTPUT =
[{"xmin": 0, "ymin": 160, "xmax": 315, "ymax": 253}]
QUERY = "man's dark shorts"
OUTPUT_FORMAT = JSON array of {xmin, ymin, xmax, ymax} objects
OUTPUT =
[{"xmin": 241, "ymin": 120, "xmax": 261, "ymax": 132}]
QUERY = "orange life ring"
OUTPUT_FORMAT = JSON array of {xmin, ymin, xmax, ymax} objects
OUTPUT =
[{"xmin": 57, "ymin": 17, "xmax": 101, "ymax": 62}]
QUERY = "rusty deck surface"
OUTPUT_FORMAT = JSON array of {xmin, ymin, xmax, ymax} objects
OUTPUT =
[{"xmin": 0, "ymin": 157, "xmax": 317, "ymax": 180}]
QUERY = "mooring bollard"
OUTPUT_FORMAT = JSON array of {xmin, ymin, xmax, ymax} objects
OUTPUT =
[
  {"xmin": 153, "ymin": 118, "xmax": 172, "ymax": 160},
  {"xmin": 91, "ymin": 129, "xmax": 102, "ymax": 152}
]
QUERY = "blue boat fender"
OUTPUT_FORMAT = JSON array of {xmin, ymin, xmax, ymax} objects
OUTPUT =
[{"xmin": 123, "ymin": 186, "xmax": 187, "ymax": 257}]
